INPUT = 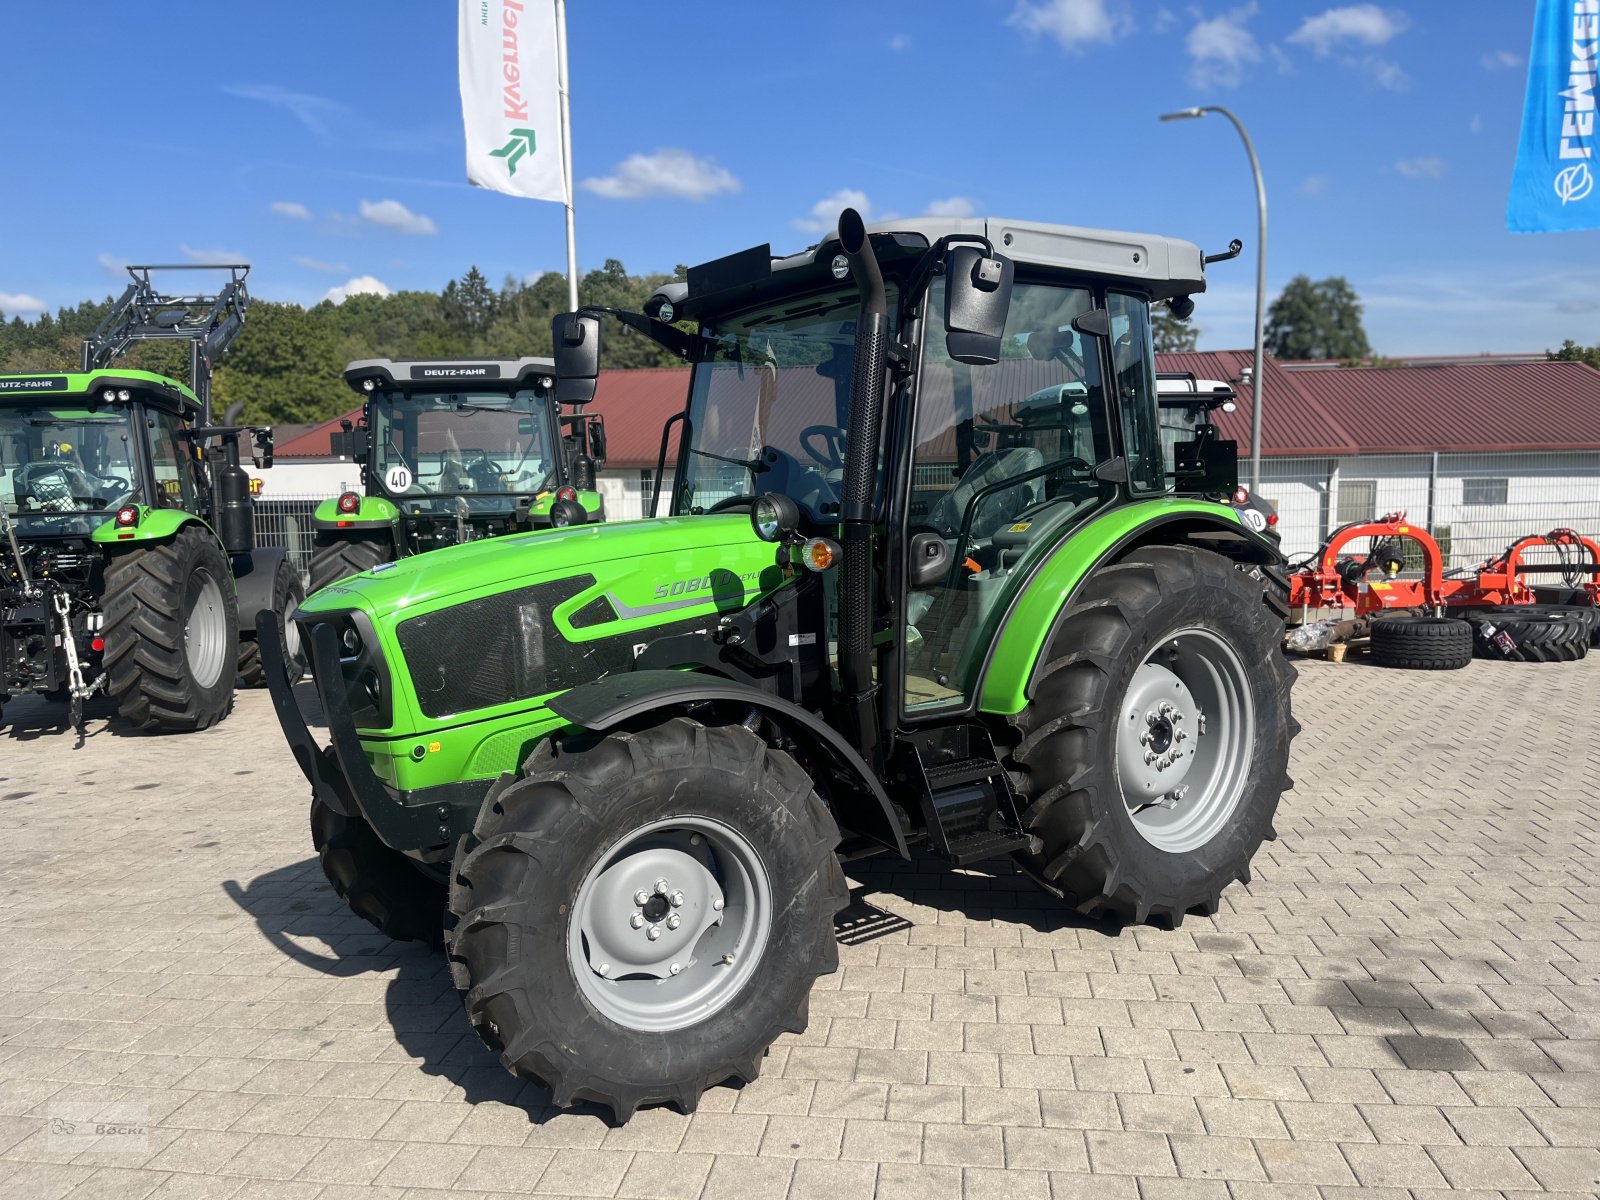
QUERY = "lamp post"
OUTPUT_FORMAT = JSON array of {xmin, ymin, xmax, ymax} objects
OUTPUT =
[{"xmin": 1161, "ymin": 105, "xmax": 1267, "ymax": 493}]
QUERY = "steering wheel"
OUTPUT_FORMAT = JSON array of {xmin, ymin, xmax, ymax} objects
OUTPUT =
[
  {"xmin": 798, "ymin": 425, "xmax": 848, "ymax": 472},
  {"xmin": 705, "ymin": 495, "xmax": 755, "ymax": 514}
]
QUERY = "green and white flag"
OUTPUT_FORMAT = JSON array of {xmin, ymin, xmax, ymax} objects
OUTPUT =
[{"xmin": 459, "ymin": 0, "xmax": 567, "ymax": 203}]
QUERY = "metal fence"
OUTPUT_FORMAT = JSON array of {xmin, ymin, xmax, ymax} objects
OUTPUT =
[
  {"xmin": 253, "ymin": 495, "xmax": 323, "ymax": 581},
  {"xmin": 1256, "ymin": 451, "xmax": 1600, "ymax": 569}
]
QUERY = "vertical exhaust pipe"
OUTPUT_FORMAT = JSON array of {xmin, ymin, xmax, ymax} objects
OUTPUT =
[{"xmin": 835, "ymin": 208, "xmax": 887, "ymax": 765}]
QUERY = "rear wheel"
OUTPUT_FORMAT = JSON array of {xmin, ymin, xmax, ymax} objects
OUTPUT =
[
  {"xmin": 1370, "ymin": 615, "xmax": 1473, "ymax": 670},
  {"xmin": 447, "ymin": 717, "xmax": 847, "ymax": 1120},
  {"xmin": 1005, "ymin": 546, "xmax": 1296, "ymax": 925},
  {"xmin": 311, "ymin": 795, "xmax": 446, "ymax": 946},
  {"xmin": 309, "ymin": 533, "xmax": 392, "ymax": 595},
  {"xmin": 102, "ymin": 527, "xmax": 239, "ymax": 733},
  {"xmin": 238, "ymin": 557, "xmax": 307, "ymax": 688},
  {"xmin": 1460, "ymin": 607, "xmax": 1590, "ymax": 662}
]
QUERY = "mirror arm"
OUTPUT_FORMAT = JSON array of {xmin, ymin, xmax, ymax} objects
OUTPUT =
[
  {"xmin": 575, "ymin": 305, "xmax": 704, "ymax": 362},
  {"xmin": 902, "ymin": 234, "xmax": 997, "ymax": 320}
]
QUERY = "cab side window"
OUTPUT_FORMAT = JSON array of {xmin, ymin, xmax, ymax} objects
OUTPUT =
[{"xmin": 148, "ymin": 411, "xmax": 198, "ymax": 510}]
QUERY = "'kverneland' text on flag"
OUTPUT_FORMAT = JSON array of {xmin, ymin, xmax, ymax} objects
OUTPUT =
[
  {"xmin": 460, "ymin": 0, "xmax": 567, "ymax": 203},
  {"xmin": 1508, "ymin": 0, "xmax": 1599, "ymax": 232}
]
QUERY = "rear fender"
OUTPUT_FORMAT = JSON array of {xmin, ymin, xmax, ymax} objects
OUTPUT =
[
  {"xmin": 232, "ymin": 548, "xmax": 290, "ymax": 641},
  {"xmin": 548, "ymin": 669, "xmax": 907, "ymax": 858},
  {"xmin": 90, "ymin": 506, "xmax": 210, "ymax": 547},
  {"xmin": 313, "ymin": 494, "xmax": 399, "ymax": 532}
]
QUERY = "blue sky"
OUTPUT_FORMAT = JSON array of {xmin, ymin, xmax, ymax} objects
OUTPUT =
[{"xmin": 0, "ymin": 1, "xmax": 1593, "ymax": 355}]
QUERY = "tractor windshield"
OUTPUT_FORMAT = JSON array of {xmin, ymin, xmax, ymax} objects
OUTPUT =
[
  {"xmin": 0, "ymin": 405, "xmax": 138, "ymax": 534},
  {"xmin": 371, "ymin": 389, "xmax": 554, "ymax": 510},
  {"xmin": 678, "ymin": 285, "xmax": 895, "ymax": 521}
]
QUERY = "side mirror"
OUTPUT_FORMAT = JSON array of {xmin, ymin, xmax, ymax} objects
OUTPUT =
[
  {"xmin": 328, "ymin": 427, "xmax": 369, "ymax": 461},
  {"xmin": 908, "ymin": 530, "xmax": 952, "ymax": 588},
  {"xmin": 1072, "ymin": 310, "xmax": 1111, "ymax": 340},
  {"xmin": 587, "ymin": 415, "xmax": 607, "ymax": 465},
  {"xmin": 552, "ymin": 312, "xmax": 600, "ymax": 404},
  {"xmin": 944, "ymin": 246, "xmax": 1014, "ymax": 366},
  {"xmin": 252, "ymin": 427, "xmax": 274, "ymax": 471}
]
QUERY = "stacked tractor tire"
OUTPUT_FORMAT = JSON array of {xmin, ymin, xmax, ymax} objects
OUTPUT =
[{"xmin": 1370, "ymin": 599, "xmax": 1597, "ymax": 671}]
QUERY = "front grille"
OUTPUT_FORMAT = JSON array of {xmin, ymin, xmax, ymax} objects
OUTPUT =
[{"xmin": 398, "ymin": 575, "xmax": 595, "ymax": 718}]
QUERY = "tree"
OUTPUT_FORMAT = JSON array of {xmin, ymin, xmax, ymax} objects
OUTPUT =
[
  {"xmin": 1152, "ymin": 309, "xmax": 1199, "ymax": 353},
  {"xmin": 1549, "ymin": 339, "xmax": 1600, "ymax": 369},
  {"xmin": 1264, "ymin": 275, "xmax": 1372, "ymax": 361}
]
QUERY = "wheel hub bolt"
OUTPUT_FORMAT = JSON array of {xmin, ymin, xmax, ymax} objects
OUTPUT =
[
  {"xmin": 712, "ymin": 899, "xmax": 723, "ymax": 912},
  {"xmin": 1144, "ymin": 751, "xmax": 1157, "ymax": 765},
  {"xmin": 669, "ymin": 891, "xmax": 685, "ymax": 908},
  {"xmin": 722, "ymin": 954, "xmax": 735, "ymax": 965},
  {"xmin": 670, "ymin": 962, "xmax": 682, "ymax": 975},
  {"xmin": 647, "ymin": 926, "xmax": 662, "ymax": 941},
  {"xmin": 666, "ymin": 914, "xmax": 681, "ymax": 930},
  {"xmin": 690, "ymin": 833, "xmax": 703, "ymax": 845},
  {"xmin": 653, "ymin": 879, "xmax": 669, "ymax": 895},
  {"xmin": 630, "ymin": 914, "xmax": 644, "ymax": 929},
  {"xmin": 634, "ymin": 890, "xmax": 650, "ymax": 906}
]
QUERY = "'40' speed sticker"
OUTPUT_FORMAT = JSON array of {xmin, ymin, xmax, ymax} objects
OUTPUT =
[{"xmin": 385, "ymin": 465, "xmax": 413, "ymax": 492}]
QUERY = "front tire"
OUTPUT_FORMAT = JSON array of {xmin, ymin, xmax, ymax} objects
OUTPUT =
[
  {"xmin": 102, "ymin": 527, "xmax": 239, "ymax": 733},
  {"xmin": 1005, "ymin": 546, "xmax": 1296, "ymax": 925},
  {"xmin": 311, "ymin": 795, "xmax": 446, "ymax": 946},
  {"xmin": 309, "ymin": 532, "xmax": 392, "ymax": 595},
  {"xmin": 446, "ymin": 717, "xmax": 847, "ymax": 1120},
  {"xmin": 238, "ymin": 556, "xmax": 307, "ymax": 688}
]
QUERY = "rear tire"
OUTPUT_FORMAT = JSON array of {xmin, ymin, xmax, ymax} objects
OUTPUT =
[
  {"xmin": 102, "ymin": 527, "xmax": 238, "ymax": 733},
  {"xmin": 446, "ymin": 717, "xmax": 847, "ymax": 1120},
  {"xmin": 1370, "ymin": 615, "xmax": 1473, "ymax": 670},
  {"xmin": 1004, "ymin": 547, "xmax": 1296, "ymax": 926},
  {"xmin": 238, "ymin": 557, "xmax": 307, "ymax": 688},
  {"xmin": 311, "ymin": 794, "xmax": 446, "ymax": 946},
  {"xmin": 309, "ymin": 533, "xmax": 392, "ymax": 595}
]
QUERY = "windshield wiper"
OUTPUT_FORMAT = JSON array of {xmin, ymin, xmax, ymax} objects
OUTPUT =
[{"xmin": 690, "ymin": 447, "xmax": 769, "ymax": 472}]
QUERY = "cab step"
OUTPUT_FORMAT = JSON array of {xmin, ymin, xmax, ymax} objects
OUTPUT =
[{"xmin": 903, "ymin": 732, "xmax": 1031, "ymax": 867}]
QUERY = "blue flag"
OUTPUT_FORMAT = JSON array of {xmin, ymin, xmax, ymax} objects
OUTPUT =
[{"xmin": 1507, "ymin": 0, "xmax": 1600, "ymax": 232}]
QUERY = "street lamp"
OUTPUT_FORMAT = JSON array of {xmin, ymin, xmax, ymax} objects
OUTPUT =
[{"xmin": 1161, "ymin": 105, "xmax": 1267, "ymax": 494}]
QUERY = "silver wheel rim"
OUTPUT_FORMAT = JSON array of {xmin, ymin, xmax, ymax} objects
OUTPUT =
[
  {"xmin": 569, "ymin": 815, "xmax": 771, "ymax": 1032},
  {"xmin": 184, "ymin": 567, "xmax": 228, "ymax": 689},
  {"xmin": 283, "ymin": 586, "xmax": 305, "ymax": 664},
  {"xmin": 1115, "ymin": 627, "xmax": 1254, "ymax": 853}
]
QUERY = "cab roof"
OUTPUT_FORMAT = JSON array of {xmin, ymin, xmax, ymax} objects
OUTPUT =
[
  {"xmin": 344, "ymin": 357, "xmax": 556, "ymax": 395},
  {"xmin": 0, "ymin": 369, "xmax": 201, "ymax": 416},
  {"xmin": 658, "ymin": 216, "xmax": 1209, "ymax": 323}
]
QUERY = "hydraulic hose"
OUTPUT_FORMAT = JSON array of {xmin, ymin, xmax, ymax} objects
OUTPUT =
[{"xmin": 835, "ymin": 208, "xmax": 887, "ymax": 764}]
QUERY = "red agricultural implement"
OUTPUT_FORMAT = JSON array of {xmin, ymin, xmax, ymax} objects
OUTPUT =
[{"xmin": 1285, "ymin": 514, "xmax": 1600, "ymax": 667}]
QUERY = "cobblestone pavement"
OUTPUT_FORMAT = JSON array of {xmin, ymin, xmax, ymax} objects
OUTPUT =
[{"xmin": 1, "ymin": 656, "xmax": 1598, "ymax": 1200}]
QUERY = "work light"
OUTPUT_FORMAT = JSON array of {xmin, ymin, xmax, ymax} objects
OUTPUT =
[{"xmin": 751, "ymin": 493, "xmax": 799, "ymax": 543}]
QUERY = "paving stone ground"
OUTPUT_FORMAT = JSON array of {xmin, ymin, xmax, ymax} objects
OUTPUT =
[{"xmin": 1, "ymin": 654, "xmax": 1597, "ymax": 1200}]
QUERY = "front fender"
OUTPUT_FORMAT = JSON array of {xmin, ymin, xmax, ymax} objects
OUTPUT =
[
  {"xmin": 314, "ymin": 494, "xmax": 399, "ymax": 531},
  {"xmin": 91, "ymin": 506, "xmax": 211, "ymax": 546},
  {"xmin": 548, "ymin": 669, "xmax": 908, "ymax": 858}
]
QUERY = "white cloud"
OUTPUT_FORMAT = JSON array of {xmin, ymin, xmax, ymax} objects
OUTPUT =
[
  {"xmin": 97, "ymin": 252, "xmax": 129, "ymax": 277},
  {"xmin": 1152, "ymin": 7, "xmax": 1179, "ymax": 34},
  {"xmin": 888, "ymin": 33, "xmax": 911, "ymax": 52},
  {"xmin": 322, "ymin": 275, "xmax": 391, "ymax": 304},
  {"xmin": 294, "ymin": 256, "xmax": 348, "ymax": 273},
  {"xmin": 793, "ymin": 189, "xmax": 872, "ymax": 235},
  {"xmin": 925, "ymin": 196, "xmax": 979, "ymax": 218},
  {"xmin": 1482, "ymin": 50, "xmax": 1522, "ymax": 71},
  {"xmin": 1362, "ymin": 56, "xmax": 1411, "ymax": 90},
  {"xmin": 1286, "ymin": 5, "xmax": 1409, "ymax": 56},
  {"xmin": 581, "ymin": 149, "xmax": 740, "ymax": 201},
  {"xmin": 1007, "ymin": 0, "xmax": 1131, "ymax": 53},
  {"xmin": 1300, "ymin": 176, "xmax": 1329, "ymax": 197},
  {"xmin": 1470, "ymin": 113, "xmax": 1484, "ymax": 135},
  {"xmin": 1395, "ymin": 155, "xmax": 1447, "ymax": 179},
  {"xmin": 1186, "ymin": 4, "xmax": 1260, "ymax": 88},
  {"xmin": 270, "ymin": 200, "xmax": 313, "ymax": 221},
  {"xmin": 358, "ymin": 199, "xmax": 438, "ymax": 236},
  {"xmin": 180, "ymin": 244, "xmax": 248, "ymax": 265},
  {"xmin": 0, "ymin": 291, "xmax": 47, "ymax": 316}
]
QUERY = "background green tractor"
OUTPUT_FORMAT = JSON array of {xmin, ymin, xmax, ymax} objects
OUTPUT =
[
  {"xmin": 263, "ymin": 208, "xmax": 1295, "ymax": 1118},
  {"xmin": 307, "ymin": 357, "xmax": 607, "ymax": 593},
  {"xmin": 0, "ymin": 264, "xmax": 303, "ymax": 734}
]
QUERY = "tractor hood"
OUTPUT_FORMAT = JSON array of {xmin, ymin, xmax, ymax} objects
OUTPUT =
[{"xmin": 300, "ymin": 514, "xmax": 782, "ymax": 618}]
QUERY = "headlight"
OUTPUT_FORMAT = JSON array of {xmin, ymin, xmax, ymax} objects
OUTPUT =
[
  {"xmin": 340, "ymin": 626, "xmax": 361, "ymax": 655},
  {"xmin": 751, "ymin": 493, "xmax": 799, "ymax": 543}
]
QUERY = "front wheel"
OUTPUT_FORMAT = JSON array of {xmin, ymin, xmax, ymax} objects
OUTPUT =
[
  {"xmin": 446, "ymin": 717, "xmax": 847, "ymax": 1120},
  {"xmin": 308, "ymin": 532, "xmax": 392, "ymax": 595},
  {"xmin": 1005, "ymin": 546, "xmax": 1296, "ymax": 925}
]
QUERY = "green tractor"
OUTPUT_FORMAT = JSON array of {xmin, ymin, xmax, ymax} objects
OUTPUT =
[
  {"xmin": 263, "ymin": 209, "xmax": 1295, "ymax": 1118},
  {"xmin": 0, "ymin": 264, "xmax": 302, "ymax": 734},
  {"xmin": 307, "ymin": 357, "xmax": 607, "ymax": 593}
]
